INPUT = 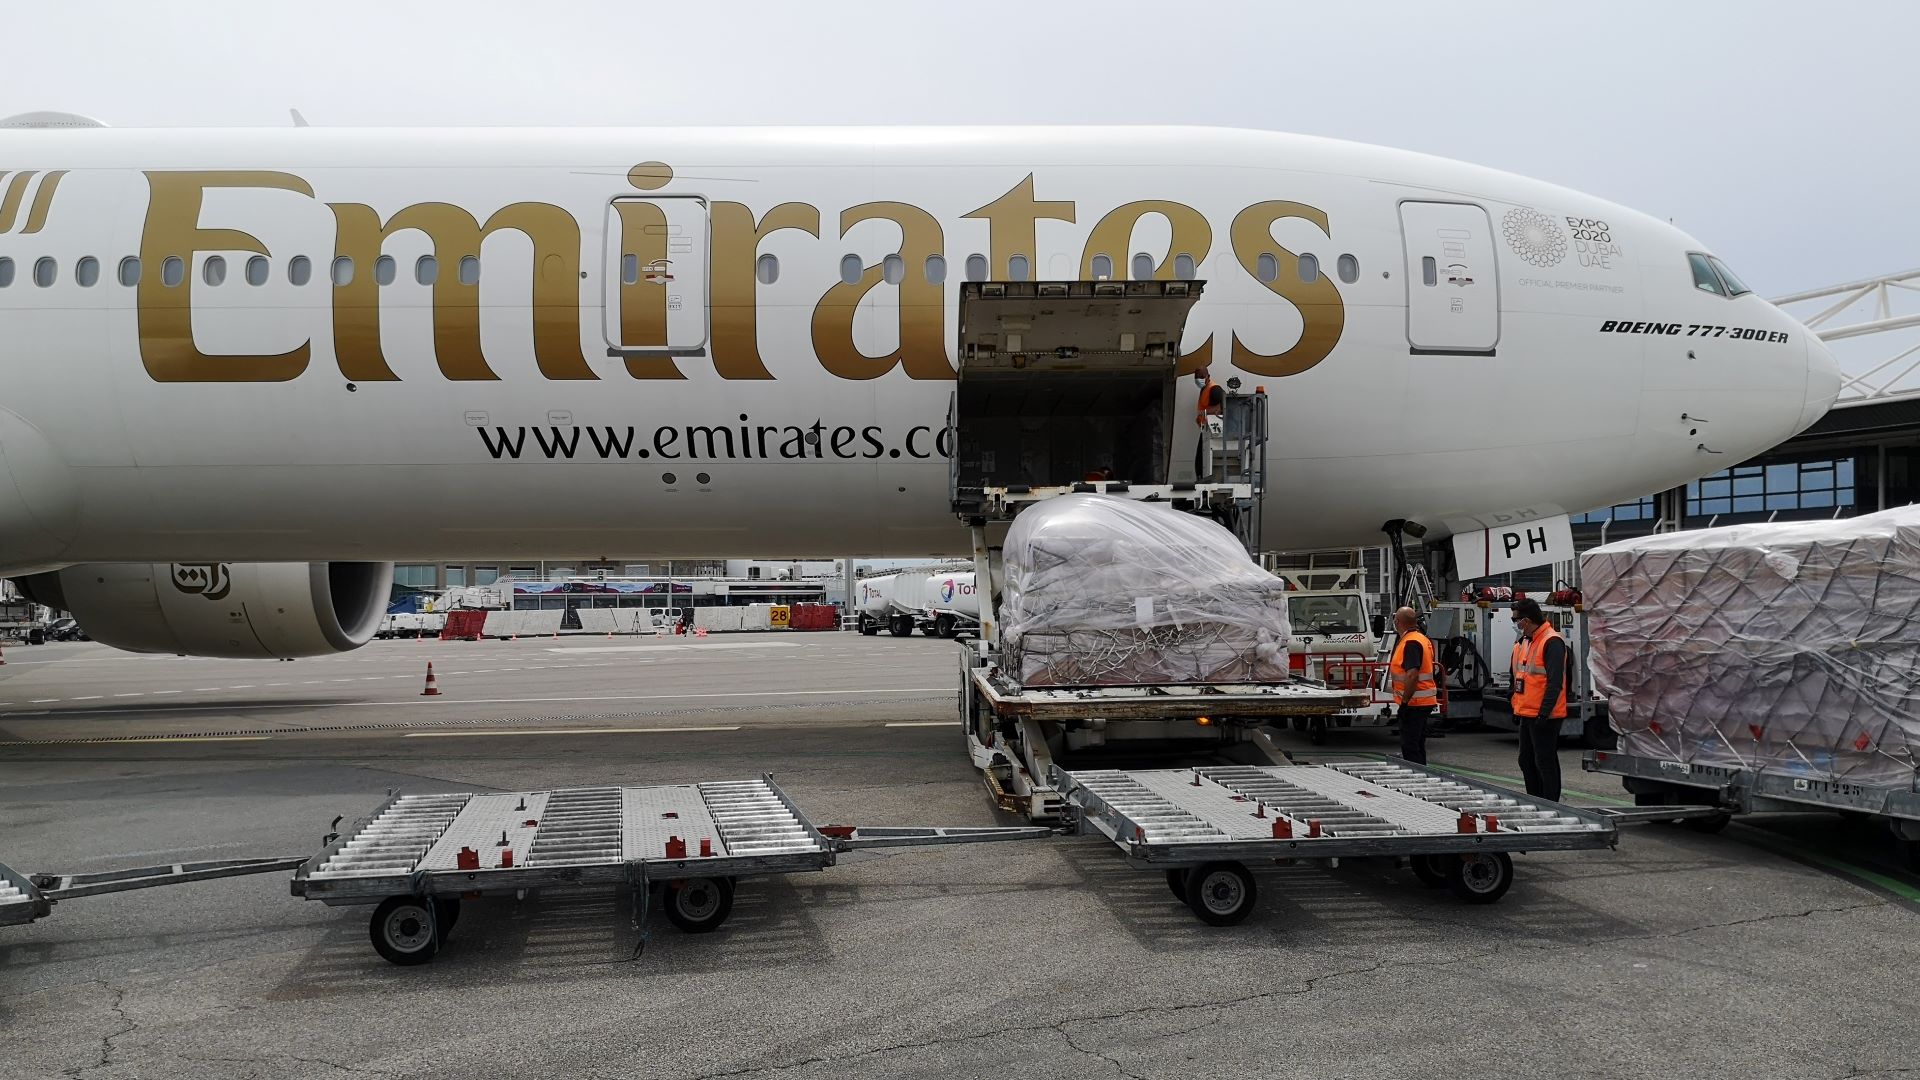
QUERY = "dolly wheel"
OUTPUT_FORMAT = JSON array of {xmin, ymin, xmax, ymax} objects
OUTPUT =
[
  {"xmin": 1682, "ymin": 812, "xmax": 1733, "ymax": 834},
  {"xmin": 1409, "ymin": 854, "xmax": 1451, "ymax": 889},
  {"xmin": 370, "ymin": 896, "xmax": 441, "ymax": 965},
  {"xmin": 664, "ymin": 877, "xmax": 735, "ymax": 933},
  {"xmin": 1184, "ymin": 861, "xmax": 1258, "ymax": 926},
  {"xmin": 1165, "ymin": 868, "xmax": 1190, "ymax": 900},
  {"xmin": 1446, "ymin": 852, "xmax": 1514, "ymax": 904}
]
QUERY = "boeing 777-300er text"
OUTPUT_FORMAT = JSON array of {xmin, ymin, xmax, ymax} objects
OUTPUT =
[{"xmin": 0, "ymin": 115, "xmax": 1839, "ymax": 656}]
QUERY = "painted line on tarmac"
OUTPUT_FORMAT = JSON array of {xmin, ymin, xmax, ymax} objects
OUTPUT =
[
  {"xmin": 1325, "ymin": 750, "xmax": 1920, "ymax": 907},
  {"xmin": 71, "ymin": 735, "xmax": 275, "ymax": 744},
  {"xmin": 885, "ymin": 720, "xmax": 959, "ymax": 727},
  {"xmin": 403, "ymin": 726, "xmax": 743, "ymax": 738},
  {"xmin": 0, "ymin": 686, "xmax": 951, "ymax": 719}
]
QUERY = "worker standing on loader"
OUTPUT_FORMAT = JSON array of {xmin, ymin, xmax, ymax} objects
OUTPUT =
[
  {"xmin": 1388, "ymin": 607, "xmax": 1439, "ymax": 764},
  {"xmin": 1510, "ymin": 598, "xmax": 1571, "ymax": 801},
  {"xmin": 1192, "ymin": 367, "xmax": 1226, "ymax": 480}
]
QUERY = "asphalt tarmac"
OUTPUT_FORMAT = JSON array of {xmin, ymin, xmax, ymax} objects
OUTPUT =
[{"xmin": 1, "ymin": 634, "xmax": 1914, "ymax": 1079}]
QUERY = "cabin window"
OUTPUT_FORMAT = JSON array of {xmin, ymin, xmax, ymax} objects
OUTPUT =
[
  {"xmin": 756, "ymin": 253, "xmax": 778, "ymax": 285},
  {"xmin": 74, "ymin": 256, "xmax": 100, "ymax": 287},
  {"xmin": 245, "ymin": 255, "xmax": 269, "ymax": 286},
  {"xmin": 33, "ymin": 257, "xmax": 55, "ymax": 287},
  {"xmin": 882, "ymin": 253, "xmax": 904, "ymax": 285},
  {"xmin": 1008, "ymin": 254, "xmax": 1030, "ymax": 281},
  {"xmin": 416, "ymin": 255, "xmax": 438, "ymax": 285},
  {"xmin": 203, "ymin": 256, "xmax": 226, "ymax": 287},
  {"xmin": 620, "ymin": 254, "xmax": 637, "ymax": 285},
  {"xmin": 1255, "ymin": 253, "xmax": 1278, "ymax": 283},
  {"xmin": 162, "ymin": 256, "xmax": 185, "ymax": 287},
  {"xmin": 1337, "ymin": 253, "xmax": 1359, "ymax": 284},
  {"xmin": 965, "ymin": 254, "xmax": 987, "ymax": 282},
  {"xmin": 288, "ymin": 256, "xmax": 311, "ymax": 286},
  {"xmin": 1299, "ymin": 253, "xmax": 1319, "ymax": 283},
  {"xmin": 459, "ymin": 256, "xmax": 479, "ymax": 285},
  {"xmin": 374, "ymin": 255, "xmax": 397, "ymax": 286},
  {"xmin": 839, "ymin": 253, "xmax": 863, "ymax": 285},
  {"xmin": 1091, "ymin": 253, "xmax": 1112, "ymax": 281},
  {"xmin": 924, "ymin": 254, "xmax": 946, "ymax": 284},
  {"xmin": 1688, "ymin": 253, "xmax": 1725, "ymax": 296},
  {"xmin": 1708, "ymin": 255, "xmax": 1751, "ymax": 297},
  {"xmin": 1132, "ymin": 253, "xmax": 1154, "ymax": 280},
  {"xmin": 1420, "ymin": 256, "xmax": 1437, "ymax": 287},
  {"xmin": 116, "ymin": 257, "xmax": 139, "ymax": 286},
  {"xmin": 331, "ymin": 257, "xmax": 354, "ymax": 286},
  {"xmin": 0, "ymin": 257, "xmax": 12, "ymax": 287},
  {"xmin": 1173, "ymin": 253, "xmax": 1196, "ymax": 280}
]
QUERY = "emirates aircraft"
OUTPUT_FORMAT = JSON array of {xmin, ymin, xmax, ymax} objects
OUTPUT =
[{"xmin": 0, "ymin": 115, "xmax": 1838, "ymax": 657}]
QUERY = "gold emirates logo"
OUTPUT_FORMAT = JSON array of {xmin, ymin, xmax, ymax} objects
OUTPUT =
[
  {"xmin": 128, "ymin": 165, "xmax": 1347, "ymax": 384},
  {"xmin": 171, "ymin": 563, "xmax": 232, "ymax": 601}
]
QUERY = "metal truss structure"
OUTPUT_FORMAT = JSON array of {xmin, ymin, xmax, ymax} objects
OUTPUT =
[{"xmin": 1774, "ymin": 268, "xmax": 1920, "ymax": 406}]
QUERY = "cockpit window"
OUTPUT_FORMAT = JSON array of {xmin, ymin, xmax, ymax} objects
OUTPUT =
[
  {"xmin": 1687, "ymin": 253, "xmax": 1726, "ymax": 297},
  {"xmin": 1707, "ymin": 256, "xmax": 1751, "ymax": 297}
]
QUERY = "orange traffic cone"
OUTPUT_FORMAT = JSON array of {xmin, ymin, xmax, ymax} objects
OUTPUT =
[{"xmin": 421, "ymin": 662, "xmax": 441, "ymax": 696}]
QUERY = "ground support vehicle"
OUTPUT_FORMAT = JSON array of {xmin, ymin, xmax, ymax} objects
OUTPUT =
[
  {"xmin": 964, "ymin": 653, "xmax": 1363, "ymax": 820},
  {"xmin": 1585, "ymin": 749, "xmax": 1920, "ymax": 868},
  {"xmin": 947, "ymin": 279, "xmax": 1368, "ymax": 814},
  {"xmin": 1055, "ymin": 759, "xmax": 1619, "ymax": 924},
  {"xmin": 1424, "ymin": 601, "xmax": 1613, "ymax": 748},
  {"xmin": 0, "ymin": 600, "xmax": 47, "ymax": 645},
  {"xmin": 291, "ymin": 774, "xmax": 1049, "ymax": 965}
]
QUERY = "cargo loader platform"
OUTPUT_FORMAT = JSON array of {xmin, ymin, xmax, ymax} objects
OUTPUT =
[
  {"xmin": 1055, "ymin": 759, "xmax": 1617, "ymax": 924},
  {"xmin": 292, "ymin": 774, "xmax": 1050, "ymax": 964}
]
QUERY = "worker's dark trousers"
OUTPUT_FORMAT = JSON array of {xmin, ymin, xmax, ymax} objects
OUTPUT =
[
  {"xmin": 1517, "ymin": 715, "xmax": 1562, "ymax": 802},
  {"xmin": 1396, "ymin": 704, "xmax": 1433, "ymax": 764}
]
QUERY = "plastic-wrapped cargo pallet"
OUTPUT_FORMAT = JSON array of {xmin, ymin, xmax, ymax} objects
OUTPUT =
[
  {"xmin": 1584, "ymin": 506, "xmax": 1920, "ymax": 784},
  {"xmin": 1001, "ymin": 495, "xmax": 1291, "ymax": 687}
]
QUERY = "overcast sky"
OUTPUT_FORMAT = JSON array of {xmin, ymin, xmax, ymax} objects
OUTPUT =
[{"xmin": 6, "ymin": 1, "xmax": 1907, "ymax": 295}]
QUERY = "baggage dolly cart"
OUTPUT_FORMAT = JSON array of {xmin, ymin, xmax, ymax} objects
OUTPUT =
[
  {"xmin": 1585, "ymin": 749, "xmax": 1920, "ymax": 869},
  {"xmin": 1054, "ymin": 759, "xmax": 1619, "ymax": 925},
  {"xmin": 292, "ymin": 774, "xmax": 1050, "ymax": 965}
]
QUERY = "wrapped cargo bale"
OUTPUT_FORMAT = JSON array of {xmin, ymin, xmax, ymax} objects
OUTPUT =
[
  {"xmin": 1001, "ymin": 495, "xmax": 1290, "ymax": 687},
  {"xmin": 1584, "ymin": 507, "xmax": 1920, "ymax": 785}
]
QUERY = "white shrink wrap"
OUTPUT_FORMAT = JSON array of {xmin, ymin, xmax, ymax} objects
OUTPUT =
[
  {"xmin": 1584, "ymin": 507, "xmax": 1920, "ymax": 785},
  {"xmin": 1001, "ymin": 495, "xmax": 1291, "ymax": 687}
]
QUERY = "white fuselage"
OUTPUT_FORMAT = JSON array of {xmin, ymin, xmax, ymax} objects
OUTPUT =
[{"xmin": 0, "ymin": 125, "xmax": 1838, "ymax": 574}]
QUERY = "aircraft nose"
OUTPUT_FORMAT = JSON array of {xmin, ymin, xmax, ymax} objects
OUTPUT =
[{"xmin": 1798, "ymin": 332, "xmax": 1842, "ymax": 433}]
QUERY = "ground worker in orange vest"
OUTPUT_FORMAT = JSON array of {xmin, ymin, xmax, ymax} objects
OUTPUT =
[
  {"xmin": 1192, "ymin": 367, "xmax": 1226, "ymax": 480},
  {"xmin": 1388, "ymin": 606, "xmax": 1439, "ymax": 764},
  {"xmin": 1510, "ymin": 597, "xmax": 1572, "ymax": 800}
]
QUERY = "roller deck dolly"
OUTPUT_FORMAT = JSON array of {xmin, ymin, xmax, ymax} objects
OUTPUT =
[
  {"xmin": 1054, "ymin": 758, "xmax": 1620, "ymax": 924},
  {"xmin": 291, "ymin": 773, "xmax": 1050, "ymax": 964}
]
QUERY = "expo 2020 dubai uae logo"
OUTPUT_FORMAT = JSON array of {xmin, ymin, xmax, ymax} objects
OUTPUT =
[{"xmin": 1502, "ymin": 208, "xmax": 1566, "ymax": 268}]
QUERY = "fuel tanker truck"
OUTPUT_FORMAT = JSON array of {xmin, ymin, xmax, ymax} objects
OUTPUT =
[{"xmin": 854, "ymin": 567, "xmax": 980, "ymax": 638}]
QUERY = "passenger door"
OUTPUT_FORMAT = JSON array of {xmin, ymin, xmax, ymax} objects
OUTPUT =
[
  {"xmin": 1399, "ymin": 201, "xmax": 1499, "ymax": 355},
  {"xmin": 604, "ymin": 196, "xmax": 709, "ymax": 354}
]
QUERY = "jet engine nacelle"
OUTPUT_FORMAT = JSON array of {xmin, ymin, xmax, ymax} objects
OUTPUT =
[{"xmin": 15, "ymin": 562, "xmax": 393, "ymax": 659}]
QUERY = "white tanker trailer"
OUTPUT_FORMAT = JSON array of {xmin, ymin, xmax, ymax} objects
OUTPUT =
[{"xmin": 854, "ymin": 569, "xmax": 980, "ymax": 638}]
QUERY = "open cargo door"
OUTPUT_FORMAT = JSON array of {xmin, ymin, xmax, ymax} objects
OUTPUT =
[{"xmin": 950, "ymin": 280, "xmax": 1203, "ymax": 515}]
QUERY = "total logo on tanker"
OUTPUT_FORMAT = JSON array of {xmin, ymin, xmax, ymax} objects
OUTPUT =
[{"xmin": 940, "ymin": 578, "xmax": 976, "ymax": 604}]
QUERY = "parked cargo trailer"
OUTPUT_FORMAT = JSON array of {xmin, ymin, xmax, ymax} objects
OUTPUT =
[{"xmin": 1580, "ymin": 509, "xmax": 1920, "ymax": 866}]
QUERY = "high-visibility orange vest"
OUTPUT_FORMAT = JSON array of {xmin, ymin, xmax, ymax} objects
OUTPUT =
[
  {"xmin": 1513, "ymin": 623, "xmax": 1570, "ymax": 720},
  {"xmin": 1389, "ymin": 629, "xmax": 1439, "ymax": 708},
  {"xmin": 1196, "ymin": 379, "xmax": 1222, "ymax": 426}
]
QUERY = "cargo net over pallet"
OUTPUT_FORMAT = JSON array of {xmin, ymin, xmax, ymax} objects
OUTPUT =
[
  {"xmin": 1001, "ymin": 495, "xmax": 1291, "ymax": 687},
  {"xmin": 1584, "ymin": 506, "xmax": 1920, "ymax": 786}
]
